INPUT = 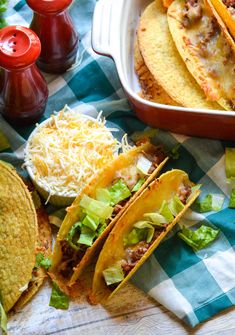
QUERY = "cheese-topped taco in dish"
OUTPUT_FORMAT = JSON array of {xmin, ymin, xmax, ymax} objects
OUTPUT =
[
  {"xmin": 210, "ymin": 0, "xmax": 235, "ymax": 41},
  {"xmin": 50, "ymin": 143, "xmax": 168, "ymax": 289},
  {"xmin": 167, "ymin": 0, "xmax": 235, "ymax": 110},
  {"xmin": 91, "ymin": 169, "xmax": 200, "ymax": 303},
  {"xmin": 138, "ymin": 0, "xmax": 221, "ymax": 110}
]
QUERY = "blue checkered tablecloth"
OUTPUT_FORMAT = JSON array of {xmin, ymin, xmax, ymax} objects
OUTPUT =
[{"xmin": 1, "ymin": 0, "xmax": 235, "ymax": 330}]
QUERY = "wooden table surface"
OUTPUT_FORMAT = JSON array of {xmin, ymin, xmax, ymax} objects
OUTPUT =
[{"xmin": 9, "ymin": 271, "xmax": 235, "ymax": 335}]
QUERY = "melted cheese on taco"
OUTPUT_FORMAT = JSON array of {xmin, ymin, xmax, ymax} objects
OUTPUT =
[{"xmin": 168, "ymin": 0, "xmax": 235, "ymax": 110}]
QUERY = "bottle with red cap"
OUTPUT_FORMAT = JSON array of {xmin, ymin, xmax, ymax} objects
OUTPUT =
[
  {"xmin": 0, "ymin": 25, "xmax": 48, "ymax": 126},
  {"xmin": 26, "ymin": 0, "xmax": 79, "ymax": 73}
]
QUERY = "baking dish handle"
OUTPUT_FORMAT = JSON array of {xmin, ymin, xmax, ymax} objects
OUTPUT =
[{"xmin": 91, "ymin": 0, "xmax": 121, "ymax": 58}]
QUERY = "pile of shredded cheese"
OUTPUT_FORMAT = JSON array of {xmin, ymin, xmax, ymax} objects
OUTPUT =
[{"xmin": 25, "ymin": 107, "xmax": 122, "ymax": 198}]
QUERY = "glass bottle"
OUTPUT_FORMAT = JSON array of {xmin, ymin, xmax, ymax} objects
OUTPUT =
[
  {"xmin": 0, "ymin": 25, "xmax": 48, "ymax": 126},
  {"xmin": 27, "ymin": 0, "xmax": 79, "ymax": 73}
]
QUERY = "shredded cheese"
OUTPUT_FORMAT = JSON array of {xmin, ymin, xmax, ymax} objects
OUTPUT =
[{"xmin": 25, "ymin": 106, "xmax": 122, "ymax": 197}]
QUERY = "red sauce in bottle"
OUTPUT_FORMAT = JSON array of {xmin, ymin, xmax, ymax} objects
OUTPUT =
[
  {"xmin": 27, "ymin": 0, "xmax": 79, "ymax": 73},
  {"xmin": 0, "ymin": 26, "xmax": 48, "ymax": 126}
]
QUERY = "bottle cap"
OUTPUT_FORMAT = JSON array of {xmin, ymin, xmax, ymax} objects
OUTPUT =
[
  {"xmin": 26, "ymin": 0, "xmax": 73, "ymax": 14},
  {"xmin": 0, "ymin": 26, "xmax": 41, "ymax": 69}
]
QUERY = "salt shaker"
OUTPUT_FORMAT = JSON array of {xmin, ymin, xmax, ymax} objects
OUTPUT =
[
  {"xmin": 27, "ymin": 0, "xmax": 79, "ymax": 73},
  {"xmin": 0, "ymin": 26, "xmax": 48, "ymax": 126}
]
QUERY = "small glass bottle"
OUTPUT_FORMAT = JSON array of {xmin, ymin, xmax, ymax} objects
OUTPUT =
[
  {"xmin": 0, "ymin": 25, "xmax": 48, "ymax": 126},
  {"xmin": 27, "ymin": 0, "xmax": 79, "ymax": 73}
]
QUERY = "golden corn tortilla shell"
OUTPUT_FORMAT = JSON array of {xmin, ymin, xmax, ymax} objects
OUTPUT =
[
  {"xmin": 206, "ymin": 0, "xmax": 235, "ymax": 55},
  {"xmin": 162, "ymin": 0, "xmax": 174, "ymax": 8},
  {"xmin": 134, "ymin": 40, "xmax": 178, "ymax": 106},
  {"xmin": 0, "ymin": 161, "xmax": 37, "ymax": 312},
  {"xmin": 138, "ymin": 0, "xmax": 221, "ymax": 110},
  {"xmin": 91, "ymin": 169, "xmax": 200, "ymax": 303},
  {"xmin": 167, "ymin": 0, "xmax": 235, "ymax": 110},
  {"xmin": 210, "ymin": 0, "xmax": 235, "ymax": 42},
  {"xmin": 50, "ymin": 143, "xmax": 168, "ymax": 289},
  {"xmin": 13, "ymin": 206, "xmax": 52, "ymax": 311}
]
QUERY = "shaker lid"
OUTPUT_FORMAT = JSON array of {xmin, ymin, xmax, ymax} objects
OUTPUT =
[
  {"xmin": 26, "ymin": 0, "xmax": 73, "ymax": 14},
  {"xmin": 0, "ymin": 26, "xmax": 41, "ymax": 69}
]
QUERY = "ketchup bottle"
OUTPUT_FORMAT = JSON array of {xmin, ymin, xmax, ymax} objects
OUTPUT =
[
  {"xmin": 0, "ymin": 26, "xmax": 48, "ymax": 126},
  {"xmin": 27, "ymin": 0, "xmax": 79, "ymax": 73}
]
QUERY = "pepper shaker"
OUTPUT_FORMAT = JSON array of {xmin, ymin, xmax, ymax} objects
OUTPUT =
[
  {"xmin": 0, "ymin": 26, "xmax": 48, "ymax": 126},
  {"xmin": 26, "ymin": 0, "xmax": 79, "ymax": 73}
]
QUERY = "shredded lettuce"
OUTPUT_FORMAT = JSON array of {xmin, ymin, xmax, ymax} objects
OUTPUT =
[
  {"xmin": 96, "ymin": 222, "xmax": 107, "ymax": 236},
  {"xmin": 49, "ymin": 282, "xmax": 69, "ymax": 310},
  {"xmin": 136, "ymin": 155, "xmax": 152, "ymax": 175},
  {"xmin": 133, "ymin": 221, "xmax": 154, "ymax": 243},
  {"xmin": 197, "ymin": 194, "xmax": 224, "ymax": 212},
  {"xmin": 35, "ymin": 252, "xmax": 52, "ymax": 270},
  {"xmin": 103, "ymin": 263, "xmax": 124, "ymax": 286},
  {"xmin": 211, "ymin": 194, "xmax": 225, "ymax": 211},
  {"xmin": 132, "ymin": 178, "xmax": 145, "ymax": 192},
  {"xmin": 229, "ymin": 189, "xmax": 235, "ymax": 208},
  {"xmin": 159, "ymin": 201, "xmax": 174, "ymax": 223},
  {"xmin": 82, "ymin": 214, "xmax": 99, "ymax": 231},
  {"xmin": 225, "ymin": 147, "xmax": 235, "ymax": 181},
  {"xmin": 0, "ymin": 0, "xmax": 8, "ymax": 29},
  {"xmin": 109, "ymin": 179, "xmax": 131, "ymax": 205},
  {"xmin": 96, "ymin": 188, "xmax": 111, "ymax": 204},
  {"xmin": 169, "ymin": 195, "xmax": 184, "ymax": 217},
  {"xmin": 80, "ymin": 194, "xmax": 113, "ymax": 219},
  {"xmin": 143, "ymin": 212, "xmax": 167, "ymax": 226},
  {"xmin": 77, "ymin": 225, "xmax": 96, "ymax": 246},
  {"xmin": 0, "ymin": 301, "xmax": 7, "ymax": 334},
  {"xmin": 123, "ymin": 228, "xmax": 141, "ymax": 246},
  {"xmin": 0, "ymin": 0, "xmax": 8, "ymax": 12},
  {"xmin": 178, "ymin": 225, "xmax": 220, "ymax": 251},
  {"xmin": 124, "ymin": 221, "xmax": 154, "ymax": 246},
  {"xmin": 66, "ymin": 222, "xmax": 82, "ymax": 250}
]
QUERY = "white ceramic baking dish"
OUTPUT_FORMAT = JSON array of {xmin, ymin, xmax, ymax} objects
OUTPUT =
[{"xmin": 92, "ymin": 0, "xmax": 235, "ymax": 140}]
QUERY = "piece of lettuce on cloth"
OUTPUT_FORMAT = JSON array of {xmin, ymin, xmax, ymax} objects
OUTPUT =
[{"xmin": 1, "ymin": 0, "xmax": 235, "ymax": 331}]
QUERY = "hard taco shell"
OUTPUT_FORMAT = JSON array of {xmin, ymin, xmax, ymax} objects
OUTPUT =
[
  {"xmin": 167, "ymin": 0, "xmax": 235, "ymax": 110},
  {"xmin": 0, "ymin": 161, "xmax": 37, "ymax": 312},
  {"xmin": 91, "ymin": 169, "xmax": 200, "ymax": 303},
  {"xmin": 138, "ymin": 0, "xmax": 221, "ymax": 109},
  {"xmin": 50, "ymin": 143, "xmax": 168, "ymax": 289}
]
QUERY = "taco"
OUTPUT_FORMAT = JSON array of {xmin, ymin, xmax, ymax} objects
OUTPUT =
[
  {"xmin": 0, "ymin": 161, "xmax": 51, "ymax": 317},
  {"xmin": 134, "ymin": 40, "xmax": 178, "ymax": 106},
  {"xmin": 210, "ymin": 0, "xmax": 235, "ymax": 41},
  {"xmin": 167, "ymin": 0, "xmax": 235, "ymax": 110},
  {"xmin": 91, "ymin": 169, "xmax": 200, "ymax": 303},
  {"xmin": 50, "ymin": 143, "xmax": 168, "ymax": 289},
  {"xmin": 13, "ymin": 194, "xmax": 52, "ymax": 311},
  {"xmin": 138, "ymin": 0, "xmax": 221, "ymax": 110},
  {"xmin": 0, "ymin": 161, "xmax": 37, "ymax": 312}
]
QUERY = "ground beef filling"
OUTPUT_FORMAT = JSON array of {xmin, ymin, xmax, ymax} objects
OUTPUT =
[
  {"xmin": 119, "ymin": 183, "xmax": 192, "ymax": 277},
  {"xmin": 121, "ymin": 228, "xmax": 165, "ymax": 276},
  {"xmin": 182, "ymin": 0, "xmax": 203, "ymax": 27},
  {"xmin": 177, "ymin": 183, "xmax": 192, "ymax": 204},
  {"xmin": 223, "ymin": 0, "xmax": 235, "ymax": 7},
  {"xmin": 59, "ymin": 240, "xmax": 86, "ymax": 278}
]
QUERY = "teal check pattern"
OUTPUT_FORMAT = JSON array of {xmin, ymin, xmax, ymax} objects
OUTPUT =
[{"xmin": 2, "ymin": 0, "xmax": 235, "ymax": 329}]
